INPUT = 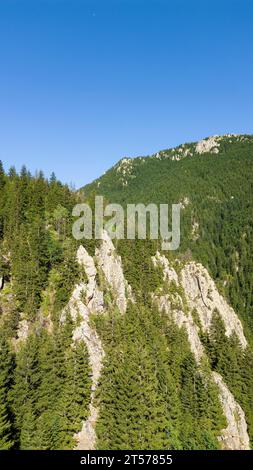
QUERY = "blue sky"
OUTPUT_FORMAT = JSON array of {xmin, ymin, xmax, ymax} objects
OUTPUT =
[{"xmin": 0, "ymin": 0, "xmax": 252, "ymax": 187}]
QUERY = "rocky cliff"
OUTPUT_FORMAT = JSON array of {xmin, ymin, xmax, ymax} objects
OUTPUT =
[
  {"xmin": 59, "ymin": 239, "xmax": 251, "ymax": 450},
  {"xmin": 61, "ymin": 231, "xmax": 134, "ymax": 449},
  {"xmin": 152, "ymin": 251, "xmax": 250, "ymax": 450}
]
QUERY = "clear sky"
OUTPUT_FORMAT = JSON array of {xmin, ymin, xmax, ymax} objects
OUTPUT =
[{"xmin": 0, "ymin": 0, "xmax": 252, "ymax": 187}]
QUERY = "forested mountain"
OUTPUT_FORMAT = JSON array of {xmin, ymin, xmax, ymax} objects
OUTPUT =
[
  {"xmin": 82, "ymin": 134, "xmax": 253, "ymax": 334},
  {"xmin": 0, "ymin": 134, "xmax": 253, "ymax": 450}
]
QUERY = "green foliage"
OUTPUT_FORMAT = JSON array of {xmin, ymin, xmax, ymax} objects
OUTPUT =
[
  {"xmin": 203, "ymin": 312, "xmax": 253, "ymax": 446},
  {"xmin": 11, "ymin": 329, "xmax": 92, "ymax": 450},
  {"xmin": 0, "ymin": 165, "xmax": 78, "ymax": 319},
  {"xmin": 95, "ymin": 304, "xmax": 224, "ymax": 450},
  {"xmin": 0, "ymin": 164, "xmax": 91, "ymax": 449},
  {"xmin": 0, "ymin": 337, "xmax": 14, "ymax": 449}
]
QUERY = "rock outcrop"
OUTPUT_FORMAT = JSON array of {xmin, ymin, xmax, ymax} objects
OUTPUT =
[
  {"xmin": 96, "ymin": 230, "xmax": 133, "ymax": 314},
  {"xmin": 155, "ymin": 294, "xmax": 205, "ymax": 364},
  {"xmin": 181, "ymin": 262, "xmax": 247, "ymax": 348},
  {"xmin": 152, "ymin": 252, "xmax": 179, "ymax": 284},
  {"xmin": 15, "ymin": 316, "xmax": 30, "ymax": 345},
  {"xmin": 195, "ymin": 135, "xmax": 221, "ymax": 154},
  {"xmin": 62, "ymin": 246, "xmax": 105, "ymax": 450},
  {"xmin": 77, "ymin": 245, "xmax": 104, "ymax": 313},
  {"xmin": 70, "ymin": 237, "xmax": 134, "ymax": 448},
  {"xmin": 116, "ymin": 158, "xmax": 135, "ymax": 187},
  {"xmin": 213, "ymin": 372, "xmax": 250, "ymax": 450},
  {"xmin": 152, "ymin": 251, "xmax": 250, "ymax": 450},
  {"xmin": 60, "ymin": 235, "xmax": 134, "ymax": 449}
]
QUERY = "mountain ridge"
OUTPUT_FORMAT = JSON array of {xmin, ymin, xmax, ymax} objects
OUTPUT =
[{"xmin": 80, "ymin": 134, "xmax": 253, "ymax": 192}]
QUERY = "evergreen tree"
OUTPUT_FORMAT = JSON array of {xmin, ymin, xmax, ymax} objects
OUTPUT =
[{"xmin": 0, "ymin": 338, "xmax": 14, "ymax": 450}]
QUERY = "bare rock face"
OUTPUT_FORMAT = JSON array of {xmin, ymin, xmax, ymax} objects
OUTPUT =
[
  {"xmin": 152, "ymin": 252, "xmax": 205, "ymax": 364},
  {"xmin": 195, "ymin": 136, "xmax": 221, "ymax": 154},
  {"xmin": 77, "ymin": 245, "xmax": 104, "ymax": 313},
  {"xmin": 156, "ymin": 294, "xmax": 205, "ymax": 364},
  {"xmin": 70, "ymin": 239, "xmax": 133, "ymax": 448},
  {"xmin": 213, "ymin": 372, "xmax": 250, "ymax": 450},
  {"xmin": 74, "ymin": 405, "xmax": 99, "ymax": 450},
  {"xmin": 72, "ymin": 238, "xmax": 133, "ymax": 448},
  {"xmin": 179, "ymin": 197, "xmax": 190, "ymax": 210},
  {"xmin": 62, "ymin": 246, "xmax": 105, "ymax": 450},
  {"xmin": 152, "ymin": 252, "xmax": 179, "ymax": 284},
  {"xmin": 15, "ymin": 317, "xmax": 30, "ymax": 344},
  {"xmin": 181, "ymin": 262, "xmax": 247, "ymax": 349},
  {"xmin": 71, "ymin": 291, "xmax": 104, "ymax": 394},
  {"xmin": 152, "ymin": 252, "xmax": 250, "ymax": 450},
  {"xmin": 116, "ymin": 158, "xmax": 134, "ymax": 187},
  {"xmin": 70, "ymin": 288, "xmax": 104, "ymax": 450},
  {"xmin": 194, "ymin": 134, "xmax": 251, "ymax": 155},
  {"xmin": 96, "ymin": 230, "xmax": 133, "ymax": 314},
  {"xmin": 191, "ymin": 220, "xmax": 199, "ymax": 241},
  {"xmin": 60, "ymin": 237, "xmax": 133, "ymax": 449}
]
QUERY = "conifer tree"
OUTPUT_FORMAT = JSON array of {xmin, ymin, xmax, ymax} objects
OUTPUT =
[{"xmin": 0, "ymin": 338, "xmax": 14, "ymax": 450}]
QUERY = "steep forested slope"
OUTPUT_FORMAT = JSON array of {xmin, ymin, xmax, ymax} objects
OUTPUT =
[
  {"xmin": 0, "ymin": 166, "xmax": 92, "ymax": 449},
  {"xmin": 0, "ymin": 134, "xmax": 253, "ymax": 450},
  {"xmin": 81, "ymin": 135, "xmax": 253, "ymax": 334}
]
